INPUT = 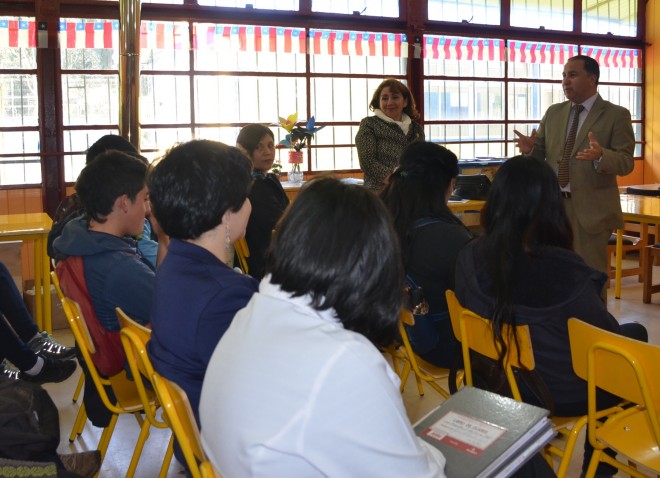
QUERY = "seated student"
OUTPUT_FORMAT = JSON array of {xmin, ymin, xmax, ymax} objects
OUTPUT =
[
  {"xmin": 380, "ymin": 142, "xmax": 472, "ymax": 368},
  {"xmin": 48, "ymin": 134, "xmax": 160, "ymax": 268},
  {"xmin": 200, "ymin": 177, "xmax": 447, "ymax": 477},
  {"xmin": 236, "ymin": 124, "xmax": 290, "ymax": 280},
  {"xmin": 454, "ymin": 156, "xmax": 647, "ymax": 477},
  {"xmin": 147, "ymin": 140, "xmax": 258, "ymax": 421},
  {"xmin": 0, "ymin": 261, "xmax": 75, "ymax": 376},
  {"xmin": 52, "ymin": 151, "xmax": 154, "ymax": 331},
  {"xmin": 52, "ymin": 151, "xmax": 155, "ymax": 428},
  {"xmin": 1, "ymin": 260, "xmax": 76, "ymax": 382},
  {"xmin": 0, "ymin": 311, "xmax": 76, "ymax": 384}
]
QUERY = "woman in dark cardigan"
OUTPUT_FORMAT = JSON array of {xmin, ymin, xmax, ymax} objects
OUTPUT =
[{"xmin": 236, "ymin": 124, "xmax": 290, "ymax": 280}]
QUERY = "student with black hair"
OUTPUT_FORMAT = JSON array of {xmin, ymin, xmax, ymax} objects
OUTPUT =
[
  {"xmin": 200, "ymin": 177, "xmax": 447, "ymax": 477},
  {"xmin": 147, "ymin": 140, "xmax": 258, "ymax": 423},
  {"xmin": 236, "ymin": 124, "xmax": 289, "ymax": 280},
  {"xmin": 381, "ymin": 142, "xmax": 472, "ymax": 368},
  {"xmin": 455, "ymin": 156, "xmax": 647, "ymax": 477},
  {"xmin": 52, "ymin": 151, "xmax": 154, "ymax": 331},
  {"xmin": 48, "ymin": 134, "xmax": 160, "ymax": 267},
  {"xmin": 52, "ymin": 150, "xmax": 155, "ymax": 429}
]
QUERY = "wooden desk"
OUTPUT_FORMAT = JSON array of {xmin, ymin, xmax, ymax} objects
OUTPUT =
[
  {"xmin": 0, "ymin": 213, "xmax": 53, "ymax": 332},
  {"xmin": 449, "ymin": 200, "xmax": 486, "ymax": 213},
  {"xmin": 614, "ymin": 194, "xmax": 660, "ymax": 298}
]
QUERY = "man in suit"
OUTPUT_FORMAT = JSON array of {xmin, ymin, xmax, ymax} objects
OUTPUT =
[{"xmin": 514, "ymin": 55, "xmax": 634, "ymax": 289}]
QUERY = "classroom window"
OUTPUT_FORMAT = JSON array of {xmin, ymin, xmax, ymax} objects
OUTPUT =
[
  {"xmin": 312, "ymin": 0, "xmax": 399, "ymax": 17},
  {"xmin": 510, "ymin": 0, "xmax": 573, "ymax": 31},
  {"xmin": 198, "ymin": 0, "xmax": 298, "ymax": 8},
  {"xmin": 428, "ymin": 0, "xmax": 500, "ymax": 25},
  {"xmin": 0, "ymin": 17, "xmax": 40, "ymax": 186},
  {"xmin": 583, "ymin": 0, "xmax": 637, "ymax": 37},
  {"xmin": 60, "ymin": 18, "xmax": 121, "ymax": 182}
]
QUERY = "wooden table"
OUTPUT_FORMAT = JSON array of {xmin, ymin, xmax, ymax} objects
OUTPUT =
[
  {"xmin": 282, "ymin": 181, "xmax": 486, "ymax": 215},
  {"xmin": 0, "ymin": 213, "xmax": 53, "ymax": 332},
  {"xmin": 614, "ymin": 194, "xmax": 660, "ymax": 298}
]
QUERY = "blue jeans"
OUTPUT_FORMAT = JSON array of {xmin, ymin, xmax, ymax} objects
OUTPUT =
[
  {"xmin": 405, "ymin": 310, "xmax": 459, "ymax": 369},
  {"xmin": 0, "ymin": 262, "xmax": 39, "ymax": 370}
]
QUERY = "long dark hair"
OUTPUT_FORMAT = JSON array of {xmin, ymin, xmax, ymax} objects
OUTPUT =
[
  {"xmin": 479, "ymin": 156, "xmax": 573, "ymax": 362},
  {"xmin": 267, "ymin": 176, "xmax": 403, "ymax": 348},
  {"xmin": 380, "ymin": 141, "xmax": 466, "ymax": 266}
]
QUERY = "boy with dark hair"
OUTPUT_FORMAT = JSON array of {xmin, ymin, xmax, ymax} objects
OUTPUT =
[
  {"xmin": 52, "ymin": 151, "xmax": 155, "ymax": 428},
  {"xmin": 52, "ymin": 150, "xmax": 155, "ymax": 332},
  {"xmin": 48, "ymin": 134, "xmax": 160, "ymax": 267}
]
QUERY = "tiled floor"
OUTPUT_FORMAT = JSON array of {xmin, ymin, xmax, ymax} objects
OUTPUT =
[{"xmin": 44, "ymin": 259, "xmax": 659, "ymax": 477}]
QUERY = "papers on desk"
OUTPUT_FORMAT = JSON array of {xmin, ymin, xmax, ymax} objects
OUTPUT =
[
  {"xmin": 340, "ymin": 177, "xmax": 364, "ymax": 185},
  {"xmin": 449, "ymin": 198, "xmax": 470, "ymax": 203},
  {"xmin": 415, "ymin": 387, "xmax": 555, "ymax": 478}
]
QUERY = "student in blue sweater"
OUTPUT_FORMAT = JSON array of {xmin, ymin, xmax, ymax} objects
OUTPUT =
[{"xmin": 147, "ymin": 140, "xmax": 258, "ymax": 424}]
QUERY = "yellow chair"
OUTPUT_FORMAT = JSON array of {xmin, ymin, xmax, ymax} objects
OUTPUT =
[
  {"xmin": 234, "ymin": 237, "xmax": 250, "ymax": 274},
  {"xmin": 117, "ymin": 307, "xmax": 174, "ymax": 478},
  {"xmin": 568, "ymin": 318, "xmax": 660, "ymax": 477},
  {"xmin": 150, "ymin": 373, "xmax": 219, "ymax": 478},
  {"xmin": 446, "ymin": 290, "xmax": 586, "ymax": 478},
  {"xmin": 51, "ymin": 272, "xmax": 85, "ymax": 415},
  {"xmin": 58, "ymin": 293, "xmax": 157, "ymax": 476},
  {"xmin": 384, "ymin": 309, "xmax": 458, "ymax": 398},
  {"xmin": 200, "ymin": 461, "xmax": 220, "ymax": 478}
]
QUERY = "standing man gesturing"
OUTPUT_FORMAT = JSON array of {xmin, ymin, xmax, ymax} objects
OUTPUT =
[{"xmin": 514, "ymin": 55, "xmax": 634, "ymax": 293}]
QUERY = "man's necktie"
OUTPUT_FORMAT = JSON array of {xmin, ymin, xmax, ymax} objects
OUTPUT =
[{"xmin": 558, "ymin": 104, "xmax": 584, "ymax": 188}]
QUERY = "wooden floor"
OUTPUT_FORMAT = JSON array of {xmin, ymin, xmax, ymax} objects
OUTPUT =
[{"xmin": 44, "ymin": 259, "xmax": 659, "ymax": 477}]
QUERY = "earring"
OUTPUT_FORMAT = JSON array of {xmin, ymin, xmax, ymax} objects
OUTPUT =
[{"xmin": 225, "ymin": 223, "xmax": 231, "ymax": 266}]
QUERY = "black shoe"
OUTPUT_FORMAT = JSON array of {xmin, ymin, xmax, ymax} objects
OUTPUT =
[
  {"xmin": 59, "ymin": 450, "xmax": 102, "ymax": 478},
  {"xmin": 22, "ymin": 356, "xmax": 76, "ymax": 384},
  {"xmin": 28, "ymin": 331, "xmax": 76, "ymax": 360},
  {"xmin": 0, "ymin": 359, "xmax": 21, "ymax": 380}
]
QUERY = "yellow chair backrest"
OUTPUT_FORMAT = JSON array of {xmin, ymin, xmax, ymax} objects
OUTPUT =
[
  {"xmin": 51, "ymin": 271, "xmax": 65, "ymax": 302},
  {"xmin": 151, "ymin": 372, "xmax": 215, "ymax": 478},
  {"xmin": 446, "ymin": 290, "xmax": 535, "ymax": 401},
  {"xmin": 568, "ymin": 318, "xmax": 660, "ymax": 476},
  {"xmin": 234, "ymin": 237, "xmax": 250, "ymax": 274},
  {"xmin": 568, "ymin": 318, "xmax": 660, "ymax": 438},
  {"xmin": 117, "ymin": 308, "xmax": 167, "ymax": 427}
]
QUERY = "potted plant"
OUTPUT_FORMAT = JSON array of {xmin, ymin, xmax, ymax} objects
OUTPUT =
[{"xmin": 278, "ymin": 113, "xmax": 325, "ymax": 184}]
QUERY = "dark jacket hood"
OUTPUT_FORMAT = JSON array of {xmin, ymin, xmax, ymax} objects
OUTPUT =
[{"xmin": 52, "ymin": 216, "xmax": 138, "ymax": 258}]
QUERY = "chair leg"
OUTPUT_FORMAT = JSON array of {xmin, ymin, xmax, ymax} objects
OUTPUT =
[
  {"xmin": 643, "ymin": 246, "xmax": 655, "ymax": 304},
  {"xmin": 97, "ymin": 414, "xmax": 119, "ymax": 461},
  {"xmin": 125, "ymin": 418, "xmax": 151, "ymax": 478},
  {"xmin": 554, "ymin": 416, "xmax": 587, "ymax": 478},
  {"xmin": 158, "ymin": 434, "xmax": 175, "ymax": 478},
  {"xmin": 69, "ymin": 403, "xmax": 87, "ymax": 442},
  {"xmin": 71, "ymin": 373, "xmax": 84, "ymax": 403}
]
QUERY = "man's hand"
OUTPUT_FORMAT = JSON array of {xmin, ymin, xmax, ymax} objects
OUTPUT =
[
  {"xmin": 576, "ymin": 131, "xmax": 603, "ymax": 161},
  {"xmin": 513, "ymin": 129, "xmax": 537, "ymax": 155}
]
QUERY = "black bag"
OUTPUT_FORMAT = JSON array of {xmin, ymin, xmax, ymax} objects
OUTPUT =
[
  {"xmin": 452, "ymin": 174, "xmax": 491, "ymax": 200},
  {"xmin": 0, "ymin": 377, "xmax": 60, "ymax": 461}
]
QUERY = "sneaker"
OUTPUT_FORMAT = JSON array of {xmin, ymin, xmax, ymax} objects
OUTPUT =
[
  {"xmin": 0, "ymin": 359, "xmax": 21, "ymax": 380},
  {"xmin": 28, "ymin": 331, "xmax": 76, "ymax": 360},
  {"xmin": 59, "ymin": 450, "xmax": 102, "ymax": 478},
  {"xmin": 22, "ymin": 356, "xmax": 76, "ymax": 385}
]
